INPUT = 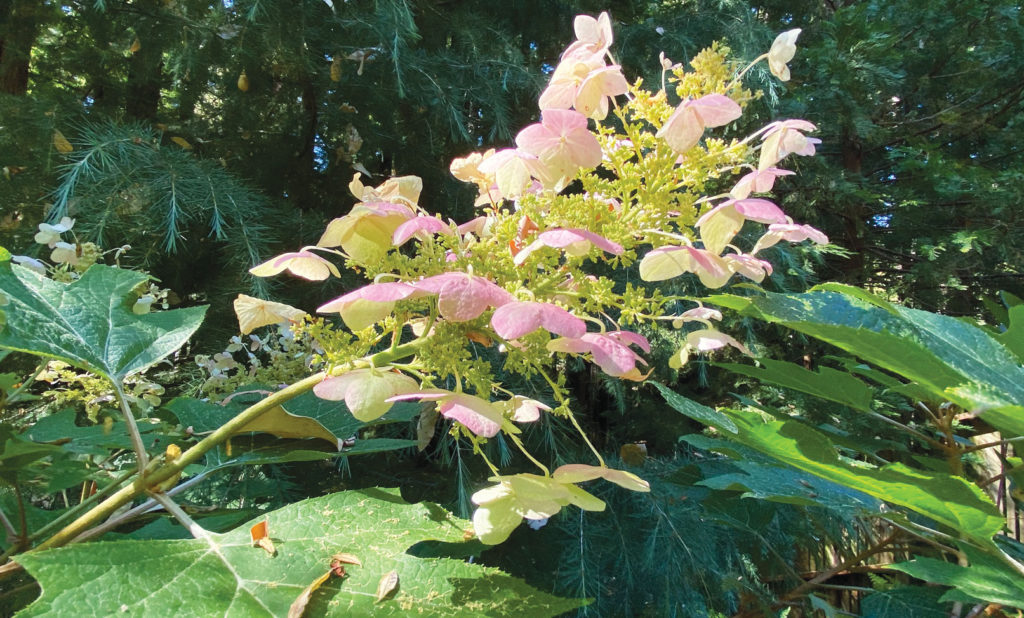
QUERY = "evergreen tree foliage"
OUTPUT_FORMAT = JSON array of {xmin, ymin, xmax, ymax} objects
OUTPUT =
[{"xmin": 756, "ymin": 0, "xmax": 1024, "ymax": 313}]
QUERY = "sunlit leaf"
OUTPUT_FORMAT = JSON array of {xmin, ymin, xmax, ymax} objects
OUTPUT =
[
  {"xmin": 0, "ymin": 263, "xmax": 205, "ymax": 382},
  {"xmin": 16, "ymin": 488, "xmax": 585, "ymax": 617}
]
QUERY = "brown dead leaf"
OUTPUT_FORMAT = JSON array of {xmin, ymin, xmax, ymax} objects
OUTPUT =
[
  {"xmin": 52, "ymin": 130, "xmax": 73, "ymax": 154},
  {"xmin": 250, "ymin": 520, "xmax": 276, "ymax": 555},
  {"xmin": 375, "ymin": 569, "xmax": 399, "ymax": 603},
  {"xmin": 416, "ymin": 404, "xmax": 438, "ymax": 452},
  {"xmin": 287, "ymin": 570, "xmax": 331, "ymax": 618}
]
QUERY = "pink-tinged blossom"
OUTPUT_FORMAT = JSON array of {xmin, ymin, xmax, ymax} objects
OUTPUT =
[
  {"xmin": 758, "ymin": 119, "xmax": 820, "ymax": 170},
  {"xmin": 388, "ymin": 389, "xmax": 505, "ymax": 438},
  {"xmin": 457, "ymin": 216, "xmax": 490, "ymax": 237},
  {"xmin": 657, "ymin": 94, "xmax": 742, "ymax": 153},
  {"xmin": 539, "ymin": 48, "xmax": 626, "ymax": 121},
  {"xmin": 477, "ymin": 148, "xmax": 548, "ymax": 199},
  {"xmin": 314, "ymin": 369, "xmax": 420, "ymax": 422},
  {"xmin": 505, "ymin": 396, "xmax": 551, "ymax": 423},
  {"xmin": 249, "ymin": 250, "xmax": 341, "ymax": 281},
  {"xmin": 686, "ymin": 329, "xmax": 752, "ymax": 355},
  {"xmin": 516, "ymin": 109, "xmax": 603, "ymax": 184},
  {"xmin": 724, "ymin": 253, "xmax": 774, "ymax": 283},
  {"xmin": 563, "ymin": 12, "xmax": 614, "ymax": 58},
  {"xmin": 696, "ymin": 198, "xmax": 788, "ymax": 255},
  {"xmin": 575, "ymin": 65, "xmax": 629, "ymax": 119},
  {"xmin": 317, "ymin": 281, "xmax": 425, "ymax": 331},
  {"xmin": 730, "ymin": 168, "xmax": 795, "ymax": 199},
  {"xmin": 514, "ymin": 228, "xmax": 623, "ymax": 266},
  {"xmin": 491, "ymin": 301, "xmax": 587, "ymax": 340},
  {"xmin": 680, "ymin": 306, "xmax": 723, "ymax": 322},
  {"xmin": 317, "ymin": 201, "xmax": 415, "ymax": 263},
  {"xmin": 547, "ymin": 331, "xmax": 650, "ymax": 380},
  {"xmin": 552, "ymin": 464, "xmax": 650, "ymax": 492},
  {"xmin": 392, "ymin": 216, "xmax": 454, "ymax": 246},
  {"xmin": 768, "ymin": 29, "xmax": 801, "ymax": 82},
  {"xmin": 753, "ymin": 223, "xmax": 829, "ymax": 254},
  {"xmin": 638, "ymin": 246, "xmax": 733, "ymax": 288},
  {"xmin": 411, "ymin": 272, "xmax": 514, "ymax": 322}
]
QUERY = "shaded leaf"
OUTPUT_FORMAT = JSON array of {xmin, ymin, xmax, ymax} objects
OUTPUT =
[
  {"xmin": 651, "ymin": 382, "xmax": 737, "ymax": 433},
  {"xmin": 25, "ymin": 409, "xmax": 169, "ymax": 456},
  {"xmin": 16, "ymin": 488, "xmax": 584, "ymax": 617},
  {"xmin": 860, "ymin": 586, "xmax": 950, "ymax": 618},
  {"xmin": 890, "ymin": 545, "xmax": 1024, "ymax": 607},
  {"xmin": 697, "ymin": 458, "xmax": 883, "ymax": 514}
]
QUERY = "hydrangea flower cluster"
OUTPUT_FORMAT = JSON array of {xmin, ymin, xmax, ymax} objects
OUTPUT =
[{"xmin": 245, "ymin": 14, "xmax": 826, "ymax": 544}]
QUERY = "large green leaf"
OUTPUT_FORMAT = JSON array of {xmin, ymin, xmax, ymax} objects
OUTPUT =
[
  {"xmin": 719, "ymin": 409, "xmax": 1004, "ymax": 544},
  {"xmin": 15, "ymin": 487, "xmax": 584, "ymax": 617},
  {"xmin": 710, "ymin": 290, "xmax": 1024, "ymax": 436},
  {"xmin": 890, "ymin": 545, "xmax": 1024, "ymax": 607},
  {"xmin": 716, "ymin": 359, "xmax": 874, "ymax": 412},
  {"xmin": 0, "ymin": 263, "xmax": 205, "ymax": 382}
]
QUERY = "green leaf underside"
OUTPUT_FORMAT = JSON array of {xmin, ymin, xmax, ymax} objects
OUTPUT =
[
  {"xmin": 709, "ymin": 291, "xmax": 1024, "ymax": 437},
  {"xmin": 716, "ymin": 359, "xmax": 874, "ymax": 412},
  {"xmin": 197, "ymin": 436, "xmax": 419, "ymax": 471},
  {"xmin": 167, "ymin": 390, "xmax": 419, "ymax": 439},
  {"xmin": 859, "ymin": 586, "xmax": 950, "ymax": 618},
  {"xmin": 720, "ymin": 409, "xmax": 1004, "ymax": 543},
  {"xmin": 697, "ymin": 458, "xmax": 883, "ymax": 514},
  {"xmin": 890, "ymin": 545, "xmax": 1024, "ymax": 607},
  {"xmin": 16, "ymin": 488, "xmax": 584, "ymax": 617},
  {"xmin": 0, "ymin": 263, "xmax": 206, "ymax": 381}
]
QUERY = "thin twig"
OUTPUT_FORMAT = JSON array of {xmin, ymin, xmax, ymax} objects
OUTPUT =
[
  {"xmin": 73, "ymin": 471, "xmax": 210, "ymax": 543},
  {"xmin": 0, "ymin": 506, "xmax": 17, "ymax": 541},
  {"xmin": 147, "ymin": 492, "xmax": 209, "ymax": 540},
  {"xmin": 111, "ymin": 381, "xmax": 149, "ymax": 473}
]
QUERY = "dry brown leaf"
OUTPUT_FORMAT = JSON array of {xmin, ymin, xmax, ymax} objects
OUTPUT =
[
  {"xmin": 287, "ymin": 570, "xmax": 331, "ymax": 618},
  {"xmin": 619, "ymin": 442, "xmax": 648, "ymax": 466},
  {"xmin": 129, "ymin": 37, "xmax": 141, "ymax": 54},
  {"xmin": 330, "ymin": 56, "xmax": 342, "ymax": 82},
  {"xmin": 52, "ymin": 130, "xmax": 73, "ymax": 154},
  {"xmin": 233, "ymin": 294, "xmax": 308, "ymax": 335},
  {"xmin": 237, "ymin": 71, "xmax": 250, "ymax": 92},
  {"xmin": 375, "ymin": 569, "xmax": 399, "ymax": 603},
  {"xmin": 331, "ymin": 553, "xmax": 361, "ymax": 567},
  {"xmin": 170, "ymin": 136, "xmax": 192, "ymax": 150},
  {"xmin": 250, "ymin": 520, "xmax": 276, "ymax": 555},
  {"xmin": 416, "ymin": 404, "xmax": 438, "ymax": 452}
]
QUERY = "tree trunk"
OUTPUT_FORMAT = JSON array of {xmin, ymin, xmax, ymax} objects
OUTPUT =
[{"xmin": 0, "ymin": 0, "xmax": 39, "ymax": 95}]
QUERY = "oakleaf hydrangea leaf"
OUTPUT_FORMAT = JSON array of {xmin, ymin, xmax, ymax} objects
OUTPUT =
[
  {"xmin": 0, "ymin": 262, "xmax": 205, "ymax": 382},
  {"xmin": 15, "ymin": 488, "xmax": 584, "ymax": 617}
]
